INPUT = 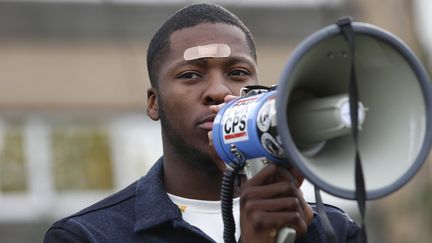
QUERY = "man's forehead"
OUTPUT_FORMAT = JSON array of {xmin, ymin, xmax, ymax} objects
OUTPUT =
[{"xmin": 167, "ymin": 23, "xmax": 251, "ymax": 60}]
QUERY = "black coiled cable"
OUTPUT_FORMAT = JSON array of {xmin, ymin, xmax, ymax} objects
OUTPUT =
[{"xmin": 221, "ymin": 163, "xmax": 241, "ymax": 243}]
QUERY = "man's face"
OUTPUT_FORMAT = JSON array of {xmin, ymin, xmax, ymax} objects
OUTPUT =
[{"xmin": 154, "ymin": 23, "xmax": 259, "ymax": 171}]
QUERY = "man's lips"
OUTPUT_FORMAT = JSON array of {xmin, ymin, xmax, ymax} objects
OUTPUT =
[{"xmin": 197, "ymin": 114, "xmax": 216, "ymax": 131}]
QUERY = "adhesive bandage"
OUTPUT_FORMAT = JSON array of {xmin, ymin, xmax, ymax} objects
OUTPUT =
[{"xmin": 183, "ymin": 44, "xmax": 231, "ymax": 61}]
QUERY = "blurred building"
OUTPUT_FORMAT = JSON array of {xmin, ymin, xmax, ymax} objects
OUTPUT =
[{"xmin": 0, "ymin": 0, "xmax": 430, "ymax": 242}]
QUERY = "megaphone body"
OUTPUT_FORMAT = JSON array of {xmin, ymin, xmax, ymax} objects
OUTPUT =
[
  {"xmin": 213, "ymin": 89, "xmax": 367, "ymax": 164},
  {"xmin": 213, "ymin": 89, "xmax": 283, "ymax": 165}
]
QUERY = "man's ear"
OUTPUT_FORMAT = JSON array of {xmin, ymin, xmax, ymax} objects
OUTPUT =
[{"xmin": 146, "ymin": 87, "xmax": 160, "ymax": 121}]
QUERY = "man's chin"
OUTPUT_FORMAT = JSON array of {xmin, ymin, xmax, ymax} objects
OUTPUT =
[
  {"xmin": 177, "ymin": 144, "xmax": 222, "ymax": 174},
  {"xmin": 193, "ymin": 156, "xmax": 222, "ymax": 174},
  {"xmin": 209, "ymin": 148, "xmax": 227, "ymax": 173}
]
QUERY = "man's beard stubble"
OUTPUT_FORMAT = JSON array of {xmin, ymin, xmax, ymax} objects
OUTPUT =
[{"xmin": 158, "ymin": 102, "xmax": 220, "ymax": 173}]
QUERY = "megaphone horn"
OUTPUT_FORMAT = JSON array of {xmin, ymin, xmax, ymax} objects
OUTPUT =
[{"xmin": 276, "ymin": 20, "xmax": 432, "ymax": 200}]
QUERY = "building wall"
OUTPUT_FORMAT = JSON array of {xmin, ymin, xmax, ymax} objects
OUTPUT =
[{"xmin": 0, "ymin": 2, "xmax": 348, "ymax": 110}]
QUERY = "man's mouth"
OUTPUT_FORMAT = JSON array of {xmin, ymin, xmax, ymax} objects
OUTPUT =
[{"xmin": 197, "ymin": 114, "xmax": 216, "ymax": 131}]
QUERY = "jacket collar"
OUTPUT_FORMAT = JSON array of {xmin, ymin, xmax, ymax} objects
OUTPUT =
[{"xmin": 134, "ymin": 157, "xmax": 181, "ymax": 232}]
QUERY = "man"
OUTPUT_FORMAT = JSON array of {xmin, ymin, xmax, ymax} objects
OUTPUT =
[{"xmin": 44, "ymin": 3, "xmax": 359, "ymax": 243}]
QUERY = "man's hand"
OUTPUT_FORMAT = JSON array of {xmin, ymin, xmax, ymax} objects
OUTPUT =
[{"xmin": 239, "ymin": 163, "xmax": 314, "ymax": 243}]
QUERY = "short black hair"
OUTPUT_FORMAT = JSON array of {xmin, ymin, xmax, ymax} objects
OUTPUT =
[{"xmin": 146, "ymin": 3, "xmax": 257, "ymax": 88}]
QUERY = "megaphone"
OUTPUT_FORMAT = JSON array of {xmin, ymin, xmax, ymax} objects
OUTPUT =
[
  {"xmin": 214, "ymin": 18, "xmax": 432, "ymax": 242},
  {"xmin": 214, "ymin": 19, "xmax": 432, "ymax": 200}
]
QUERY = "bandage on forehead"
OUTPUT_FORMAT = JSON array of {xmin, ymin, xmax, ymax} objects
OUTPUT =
[{"xmin": 183, "ymin": 44, "xmax": 231, "ymax": 61}]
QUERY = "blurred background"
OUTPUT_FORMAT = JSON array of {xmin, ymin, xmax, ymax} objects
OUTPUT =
[{"xmin": 0, "ymin": 0, "xmax": 431, "ymax": 242}]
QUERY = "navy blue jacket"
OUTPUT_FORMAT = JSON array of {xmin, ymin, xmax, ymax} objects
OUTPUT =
[{"xmin": 44, "ymin": 158, "xmax": 359, "ymax": 243}]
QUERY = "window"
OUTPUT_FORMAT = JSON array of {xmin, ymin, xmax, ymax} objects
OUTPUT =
[
  {"xmin": 51, "ymin": 123, "xmax": 113, "ymax": 191},
  {"xmin": 0, "ymin": 121, "xmax": 26, "ymax": 193},
  {"xmin": 0, "ymin": 114, "xmax": 162, "ymax": 220}
]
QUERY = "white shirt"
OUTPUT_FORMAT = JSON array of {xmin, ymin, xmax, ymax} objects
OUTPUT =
[{"xmin": 167, "ymin": 193, "xmax": 240, "ymax": 243}]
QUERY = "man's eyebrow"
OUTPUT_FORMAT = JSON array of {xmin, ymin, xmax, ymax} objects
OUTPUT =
[
  {"xmin": 171, "ymin": 59, "xmax": 208, "ymax": 69},
  {"xmin": 224, "ymin": 56, "xmax": 256, "ymax": 67},
  {"xmin": 170, "ymin": 56, "xmax": 255, "ymax": 70}
]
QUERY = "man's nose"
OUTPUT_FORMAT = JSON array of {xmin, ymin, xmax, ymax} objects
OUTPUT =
[{"xmin": 203, "ymin": 72, "xmax": 232, "ymax": 105}]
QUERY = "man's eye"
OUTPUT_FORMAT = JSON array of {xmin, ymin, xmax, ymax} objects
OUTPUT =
[
  {"xmin": 229, "ymin": 69, "xmax": 250, "ymax": 77},
  {"xmin": 177, "ymin": 72, "xmax": 202, "ymax": 80}
]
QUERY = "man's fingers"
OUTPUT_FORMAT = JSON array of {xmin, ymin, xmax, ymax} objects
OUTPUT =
[
  {"xmin": 241, "ymin": 181, "xmax": 298, "ymax": 200},
  {"xmin": 242, "ymin": 197, "xmax": 305, "ymax": 215},
  {"xmin": 244, "ymin": 163, "xmax": 297, "ymax": 187},
  {"xmin": 209, "ymin": 103, "xmax": 224, "ymax": 113},
  {"xmin": 209, "ymin": 95, "xmax": 238, "ymax": 113},
  {"xmin": 247, "ymin": 211, "xmax": 309, "ymax": 237},
  {"xmin": 239, "ymin": 164, "xmax": 313, "ymax": 241},
  {"xmin": 273, "ymin": 165, "xmax": 301, "ymax": 188},
  {"xmin": 224, "ymin": 94, "xmax": 237, "ymax": 103}
]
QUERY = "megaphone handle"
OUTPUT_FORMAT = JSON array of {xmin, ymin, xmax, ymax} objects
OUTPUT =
[
  {"xmin": 277, "ymin": 227, "xmax": 296, "ymax": 243},
  {"xmin": 243, "ymin": 159, "xmax": 296, "ymax": 243}
]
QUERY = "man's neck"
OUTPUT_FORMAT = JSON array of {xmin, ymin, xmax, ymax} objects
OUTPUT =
[{"xmin": 163, "ymin": 153, "xmax": 223, "ymax": 201}]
